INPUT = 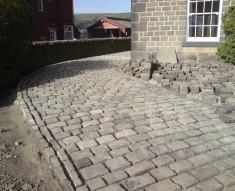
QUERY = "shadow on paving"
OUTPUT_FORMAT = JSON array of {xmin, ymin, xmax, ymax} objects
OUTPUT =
[
  {"xmin": 20, "ymin": 59, "xmax": 120, "ymax": 92},
  {"xmin": 0, "ymin": 87, "xmax": 17, "ymax": 108}
]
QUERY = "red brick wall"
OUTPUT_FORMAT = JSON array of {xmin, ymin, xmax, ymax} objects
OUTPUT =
[
  {"xmin": 58, "ymin": 0, "xmax": 73, "ymax": 23},
  {"xmin": 26, "ymin": 0, "xmax": 79, "ymax": 41}
]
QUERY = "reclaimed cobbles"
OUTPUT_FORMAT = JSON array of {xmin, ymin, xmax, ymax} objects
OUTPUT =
[
  {"xmin": 189, "ymin": 165, "xmax": 220, "ymax": 182},
  {"xmin": 145, "ymin": 179, "xmax": 181, "ymax": 191},
  {"xmin": 150, "ymin": 166, "xmax": 176, "ymax": 181},
  {"xmin": 17, "ymin": 52, "xmax": 235, "ymax": 190},
  {"xmin": 122, "ymin": 174, "xmax": 156, "ymax": 191},
  {"xmin": 125, "ymin": 161, "xmax": 155, "ymax": 177},
  {"xmin": 197, "ymin": 178, "xmax": 223, "ymax": 191},
  {"xmin": 171, "ymin": 172, "xmax": 199, "ymax": 189},
  {"xmin": 103, "ymin": 171, "xmax": 128, "ymax": 185},
  {"xmin": 105, "ymin": 156, "xmax": 131, "ymax": 172}
]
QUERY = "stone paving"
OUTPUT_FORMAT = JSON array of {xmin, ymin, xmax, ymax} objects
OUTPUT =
[{"xmin": 17, "ymin": 52, "xmax": 235, "ymax": 191}]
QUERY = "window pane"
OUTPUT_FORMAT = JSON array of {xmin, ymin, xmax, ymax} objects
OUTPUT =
[
  {"xmin": 190, "ymin": 2, "xmax": 196, "ymax": 13},
  {"xmin": 205, "ymin": 1, "xmax": 212, "ymax": 12},
  {"xmin": 213, "ymin": 1, "xmax": 220, "ymax": 12},
  {"xmin": 189, "ymin": 15, "xmax": 196, "ymax": 25},
  {"xmin": 189, "ymin": 27, "xmax": 195, "ymax": 37},
  {"xmin": 211, "ymin": 14, "xmax": 219, "ymax": 25},
  {"xmin": 197, "ymin": 15, "xmax": 203, "ymax": 25},
  {"xmin": 50, "ymin": 32, "xmax": 56, "ymax": 41},
  {"xmin": 38, "ymin": 0, "xmax": 43, "ymax": 11},
  {"xmin": 196, "ymin": 27, "xmax": 203, "ymax": 37},
  {"xmin": 187, "ymin": 0, "xmax": 221, "ymax": 40},
  {"xmin": 197, "ymin": 2, "xmax": 204, "ymax": 13},
  {"xmin": 65, "ymin": 32, "xmax": 72, "ymax": 40},
  {"xmin": 204, "ymin": 26, "xmax": 210, "ymax": 37},
  {"xmin": 204, "ymin": 15, "xmax": 211, "ymax": 25},
  {"xmin": 211, "ymin": 26, "xmax": 218, "ymax": 37},
  {"xmin": 50, "ymin": 32, "xmax": 53, "ymax": 40}
]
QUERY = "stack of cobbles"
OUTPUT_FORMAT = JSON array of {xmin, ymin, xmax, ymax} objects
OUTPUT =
[{"xmin": 118, "ymin": 55, "xmax": 235, "ymax": 123}]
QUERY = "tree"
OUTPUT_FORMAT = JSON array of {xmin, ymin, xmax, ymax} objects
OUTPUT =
[
  {"xmin": 217, "ymin": 6, "xmax": 235, "ymax": 63},
  {"xmin": 0, "ymin": 0, "xmax": 35, "ymax": 72}
]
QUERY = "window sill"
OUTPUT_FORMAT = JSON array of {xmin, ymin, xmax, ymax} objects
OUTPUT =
[{"xmin": 182, "ymin": 41, "xmax": 220, "ymax": 47}]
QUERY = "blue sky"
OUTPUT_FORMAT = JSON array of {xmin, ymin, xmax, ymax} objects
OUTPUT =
[{"xmin": 73, "ymin": 0, "xmax": 131, "ymax": 14}]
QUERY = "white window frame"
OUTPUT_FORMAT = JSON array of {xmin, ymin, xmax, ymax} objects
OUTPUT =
[
  {"xmin": 64, "ymin": 25, "xmax": 74, "ymax": 40},
  {"xmin": 38, "ymin": 0, "xmax": 44, "ymax": 11},
  {"xmin": 186, "ymin": 0, "xmax": 223, "ymax": 42},
  {"xmin": 50, "ymin": 31, "xmax": 57, "ymax": 41}
]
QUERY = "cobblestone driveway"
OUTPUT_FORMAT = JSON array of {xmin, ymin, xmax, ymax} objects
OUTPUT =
[{"xmin": 18, "ymin": 52, "xmax": 235, "ymax": 191}]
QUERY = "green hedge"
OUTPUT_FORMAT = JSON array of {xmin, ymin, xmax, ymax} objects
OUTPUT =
[
  {"xmin": 0, "ymin": 37, "xmax": 131, "ymax": 88},
  {"xmin": 23, "ymin": 37, "xmax": 131, "ymax": 74}
]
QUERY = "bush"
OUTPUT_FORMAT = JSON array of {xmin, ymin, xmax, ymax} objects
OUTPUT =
[
  {"xmin": 24, "ymin": 38, "xmax": 131, "ymax": 74},
  {"xmin": 221, "ymin": 6, "xmax": 235, "ymax": 36},
  {"xmin": 217, "ymin": 34, "xmax": 235, "ymax": 63},
  {"xmin": 217, "ymin": 6, "xmax": 235, "ymax": 63},
  {"xmin": 0, "ymin": 0, "xmax": 35, "ymax": 72}
]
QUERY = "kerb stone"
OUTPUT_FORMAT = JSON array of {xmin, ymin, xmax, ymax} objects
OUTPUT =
[{"xmin": 157, "ymin": 49, "xmax": 177, "ymax": 64}]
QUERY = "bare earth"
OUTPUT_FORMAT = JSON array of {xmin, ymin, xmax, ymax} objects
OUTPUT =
[{"xmin": 0, "ymin": 88, "xmax": 62, "ymax": 191}]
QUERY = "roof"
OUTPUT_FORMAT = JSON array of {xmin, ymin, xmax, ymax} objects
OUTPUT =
[
  {"xmin": 87, "ymin": 16, "xmax": 131, "ymax": 31},
  {"xmin": 107, "ymin": 17, "xmax": 131, "ymax": 28}
]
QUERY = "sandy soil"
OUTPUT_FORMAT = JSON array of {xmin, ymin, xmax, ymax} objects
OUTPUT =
[{"xmin": 0, "ymin": 88, "xmax": 62, "ymax": 191}]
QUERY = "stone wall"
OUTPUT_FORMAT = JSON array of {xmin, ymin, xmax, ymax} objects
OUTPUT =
[{"xmin": 131, "ymin": 0, "xmax": 233, "ymax": 62}]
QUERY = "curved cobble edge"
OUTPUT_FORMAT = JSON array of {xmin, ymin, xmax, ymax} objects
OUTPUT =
[
  {"xmin": 16, "ymin": 53, "xmax": 130, "ymax": 191},
  {"xmin": 17, "ymin": 64, "xmax": 77, "ymax": 191},
  {"xmin": 16, "ymin": 52, "xmax": 235, "ymax": 191}
]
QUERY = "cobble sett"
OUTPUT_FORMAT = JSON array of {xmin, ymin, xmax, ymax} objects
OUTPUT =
[{"xmin": 18, "ymin": 52, "xmax": 235, "ymax": 191}]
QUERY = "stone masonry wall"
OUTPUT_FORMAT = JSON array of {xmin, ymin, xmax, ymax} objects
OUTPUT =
[{"xmin": 131, "ymin": 0, "xmax": 233, "ymax": 62}]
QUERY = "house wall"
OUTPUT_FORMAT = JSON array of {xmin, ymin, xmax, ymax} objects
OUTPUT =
[
  {"xmin": 26, "ymin": 0, "xmax": 57, "ymax": 40},
  {"xmin": 126, "ymin": 28, "xmax": 131, "ymax": 36},
  {"xmin": 26, "ymin": 0, "xmax": 79, "ymax": 41},
  {"xmin": 90, "ymin": 29, "xmax": 107, "ymax": 38},
  {"xmin": 90, "ymin": 28, "xmax": 129, "ymax": 38},
  {"xmin": 58, "ymin": 0, "xmax": 73, "ymax": 23},
  {"xmin": 131, "ymin": 0, "xmax": 234, "ymax": 62}
]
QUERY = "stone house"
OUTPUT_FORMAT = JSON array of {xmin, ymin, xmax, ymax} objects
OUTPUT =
[
  {"xmin": 131, "ymin": 0, "xmax": 235, "ymax": 62},
  {"xmin": 87, "ymin": 16, "xmax": 131, "ymax": 38},
  {"xmin": 26, "ymin": 0, "xmax": 81, "ymax": 41}
]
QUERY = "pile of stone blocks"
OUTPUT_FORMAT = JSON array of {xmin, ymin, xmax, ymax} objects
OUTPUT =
[
  {"xmin": 116, "ymin": 54, "xmax": 160, "ymax": 81},
  {"xmin": 152, "ymin": 62, "xmax": 235, "ymax": 103},
  {"xmin": 117, "ymin": 54, "xmax": 235, "ymax": 123}
]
